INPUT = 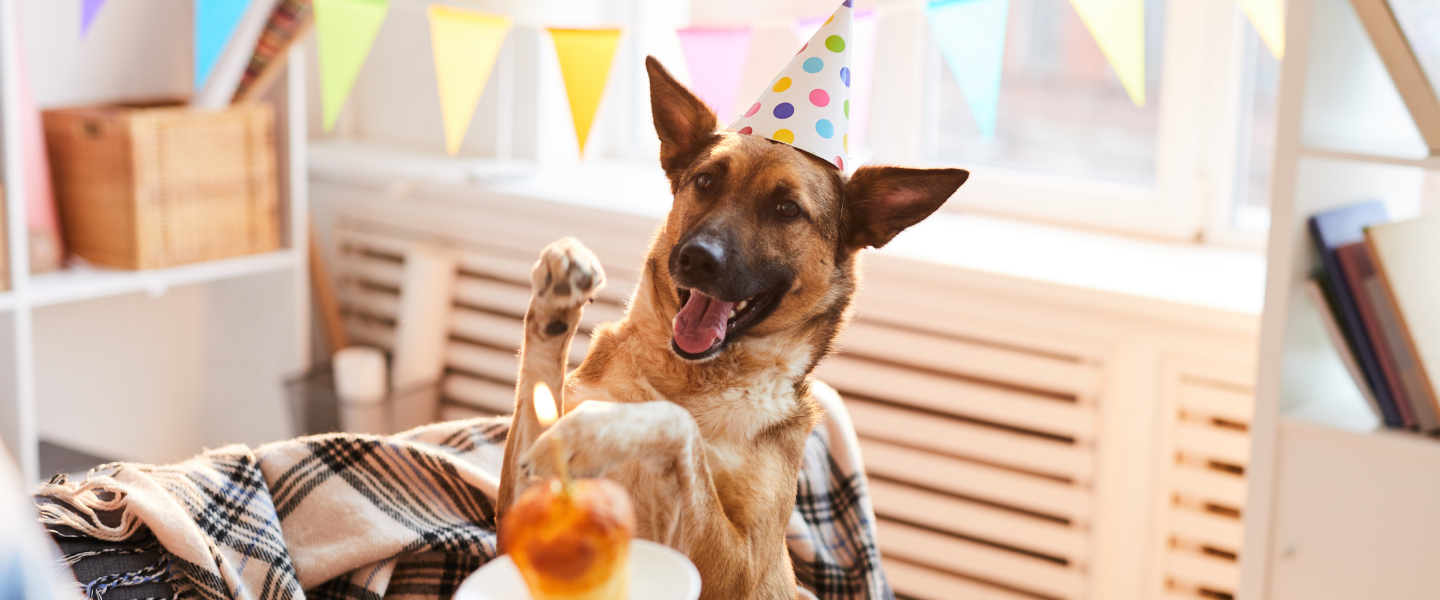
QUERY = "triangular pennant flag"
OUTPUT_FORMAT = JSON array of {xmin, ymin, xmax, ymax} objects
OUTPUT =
[
  {"xmin": 194, "ymin": 0, "xmax": 256, "ymax": 89},
  {"xmin": 676, "ymin": 28, "xmax": 753, "ymax": 124},
  {"xmin": 428, "ymin": 6, "xmax": 512, "ymax": 156},
  {"xmin": 1067, "ymin": 0, "xmax": 1146, "ymax": 106},
  {"xmin": 81, "ymin": 0, "xmax": 108, "ymax": 38},
  {"xmin": 929, "ymin": 0, "xmax": 1010, "ymax": 140},
  {"xmin": 1237, "ymin": 0, "xmax": 1284, "ymax": 59},
  {"xmin": 314, "ymin": 0, "xmax": 389, "ymax": 132},
  {"xmin": 548, "ymin": 28, "xmax": 622, "ymax": 157}
]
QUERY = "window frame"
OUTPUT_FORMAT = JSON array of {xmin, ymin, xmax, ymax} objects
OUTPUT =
[{"xmin": 874, "ymin": 0, "xmax": 1272, "ymax": 246}]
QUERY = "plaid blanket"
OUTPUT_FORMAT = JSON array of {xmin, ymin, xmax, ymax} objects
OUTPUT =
[{"xmin": 35, "ymin": 390, "xmax": 890, "ymax": 600}]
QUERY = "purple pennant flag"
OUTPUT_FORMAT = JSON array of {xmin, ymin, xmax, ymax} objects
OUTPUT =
[
  {"xmin": 81, "ymin": 0, "xmax": 108, "ymax": 37},
  {"xmin": 676, "ymin": 27, "xmax": 753, "ymax": 124}
]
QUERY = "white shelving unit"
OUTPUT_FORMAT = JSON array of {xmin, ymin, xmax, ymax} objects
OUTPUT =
[
  {"xmin": 0, "ymin": 0, "xmax": 310, "ymax": 483},
  {"xmin": 1241, "ymin": 0, "xmax": 1440, "ymax": 597}
]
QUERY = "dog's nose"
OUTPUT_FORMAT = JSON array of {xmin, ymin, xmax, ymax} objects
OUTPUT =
[{"xmin": 677, "ymin": 238, "xmax": 725, "ymax": 279}]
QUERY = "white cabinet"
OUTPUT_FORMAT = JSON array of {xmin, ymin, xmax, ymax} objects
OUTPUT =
[{"xmin": 1269, "ymin": 419, "xmax": 1440, "ymax": 600}]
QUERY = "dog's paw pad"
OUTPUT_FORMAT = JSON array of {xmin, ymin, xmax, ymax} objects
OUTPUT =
[{"xmin": 532, "ymin": 238, "xmax": 606, "ymax": 312}]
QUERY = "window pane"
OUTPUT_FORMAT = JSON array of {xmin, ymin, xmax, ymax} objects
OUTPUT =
[
  {"xmin": 1232, "ymin": 18, "xmax": 1280, "ymax": 232},
  {"xmin": 933, "ymin": 0, "xmax": 1166, "ymax": 184}
]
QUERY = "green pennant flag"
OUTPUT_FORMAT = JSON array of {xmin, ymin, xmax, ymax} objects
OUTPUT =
[{"xmin": 314, "ymin": 0, "xmax": 389, "ymax": 132}]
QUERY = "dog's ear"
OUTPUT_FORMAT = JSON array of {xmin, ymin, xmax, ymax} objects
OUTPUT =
[
  {"xmin": 646, "ymin": 55, "xmax": 719, "ymax": 177},
  {"xmin": 843, "ymin": 166, "xmax": 969, "ymax": 249}
]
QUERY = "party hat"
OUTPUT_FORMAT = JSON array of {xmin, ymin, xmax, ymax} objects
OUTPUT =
[{"xmin": 729, "ymin": 0, "xmax": 852, "ymax": 170}]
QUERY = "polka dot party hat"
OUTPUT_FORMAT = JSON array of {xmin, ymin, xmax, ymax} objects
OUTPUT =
[{"xmin": 729, "ymin": 0, "xmax": 853, "ymax": 170}]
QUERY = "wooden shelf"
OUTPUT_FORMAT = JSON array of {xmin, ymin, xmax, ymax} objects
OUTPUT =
[
  {"xmin": 25, "ymin": 250, "xmax": 298, "ymax": 308},
  {"xmin": 0, "ymin": 4, "xmax": 313, "ymax": 481}
]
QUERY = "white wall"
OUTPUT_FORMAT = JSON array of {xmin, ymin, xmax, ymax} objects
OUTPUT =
[
  {"xmin": 16, "ymin": 0, "xmax": 189, "ymax": 108},
  {"xmin": 34, "ymin": 287, "xmax": 208, "ymax": 464}
]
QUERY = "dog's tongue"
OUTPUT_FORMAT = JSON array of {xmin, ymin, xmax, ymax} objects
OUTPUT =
[{"xmin": 673, "ymin": 290, "xmax": 735, "ymax": 354}]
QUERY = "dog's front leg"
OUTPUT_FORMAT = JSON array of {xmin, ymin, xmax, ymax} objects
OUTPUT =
[
  {"xmin": 497, "ymin": 238, "xmax": 605, "ymax": 522},
  {"xmin": 519, "ymin": 401, "xmax": 785, "ymax": 599}
]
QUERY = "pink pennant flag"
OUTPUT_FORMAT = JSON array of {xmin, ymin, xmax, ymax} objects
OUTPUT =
[
  {"xmin": 81, "ymin": 0, "xmax": 108, "ymax": 37},
  {"xmin": 794, "ymin": 9, "xmax": 877, "ymax": 149},
  {"xmin": 676, "ymin": 27, "xmax": 753, "ymax": 124}
]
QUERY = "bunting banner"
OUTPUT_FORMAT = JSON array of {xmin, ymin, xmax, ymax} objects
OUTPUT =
[
  {"xmin": 194, "ymin": 0, "xmax": 257, "ymax": 89},
  {"xmin": 81, "ymin": 0, "xmax": 108, "ymax": 38},
  {"xmin": 1067, "ymin": 0, "xmax": 1146, "ymax": 106},
  {"xmin": 314, "ymin": 0, "xmax": 390, "ymax": 132},
  {"xmin": 797, "ymin": 9, "xmax": 879, "ymax": 148},
  {"xmin": 676, "ymin": 28, "xmax": 753, "ymax": 124},
  {"xmin": 548, "ymin": 28, "xmax": 623, "ymax": 157},
  {"xmin": 157, "ymin": 0, "xmax": 1173, "ymax": 152},
  {"xmin": 1238, "ymin": 0, "xmax": 1284, "ymax": 59},
  {"xmin": 928, "ymin": 0, "xmax": 1010, "ymax": 140},
  {"xmin": 428, "ymin": 6, "xmax": 512, "ymax": 155}
]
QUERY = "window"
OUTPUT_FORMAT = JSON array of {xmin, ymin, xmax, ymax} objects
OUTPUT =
[
  {"xmin": 1230, "ymin": 18, "xmax": 1281, "ymax": 233},
  {"xmin": 932, "ymin": 0, "xmax": 1166, "ymax": 185},
  {"xmin": 914, "ymin": 0, "xmax": 1281, "ymax": 244}
]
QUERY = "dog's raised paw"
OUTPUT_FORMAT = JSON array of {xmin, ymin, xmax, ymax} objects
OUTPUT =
[{"xmin": 531, "ymin": 238, "xmax": 606, "ymax": 322}]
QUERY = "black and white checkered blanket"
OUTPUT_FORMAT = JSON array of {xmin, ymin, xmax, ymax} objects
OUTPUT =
[{"xmin": 36, "ymin": 393, "xmax": 891, "ymax": 600}]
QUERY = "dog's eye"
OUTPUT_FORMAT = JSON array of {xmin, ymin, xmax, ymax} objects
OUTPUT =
[
  {"xmin": 696, "ymin": 174, "xmax": 715, "ymax": 191},
  {"xmin": 775, "ymin": 201, "xmax": 801, "ymax": 219}
]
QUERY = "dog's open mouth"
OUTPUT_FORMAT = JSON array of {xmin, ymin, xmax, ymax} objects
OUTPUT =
[{"xmin": 671, "ymin": 286, "xmax": 781, "ymax": 359}]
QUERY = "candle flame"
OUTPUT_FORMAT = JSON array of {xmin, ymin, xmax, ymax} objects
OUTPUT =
[{"xmin": 533, "ymin": 382, "xmax": 558, "ymax": 427}]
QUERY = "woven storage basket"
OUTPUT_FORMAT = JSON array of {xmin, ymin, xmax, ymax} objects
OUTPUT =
[{"xmin": 42, "ymin": 101, "xmax": 280, "ymax": 270}]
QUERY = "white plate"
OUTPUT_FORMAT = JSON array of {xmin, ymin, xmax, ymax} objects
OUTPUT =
[{"xmin": 455, "ymin": 539, "xmax": 702, "ymax": 600}]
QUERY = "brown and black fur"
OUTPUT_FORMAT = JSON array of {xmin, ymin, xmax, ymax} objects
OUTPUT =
[{"xmin": 497, "ymin": 56, "xmax": 969, "ymax": 600}]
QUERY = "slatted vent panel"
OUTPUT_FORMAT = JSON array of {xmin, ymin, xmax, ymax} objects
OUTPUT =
[
  {"xmin": 1159, "ymin": 374, "xmax": 1254, "ymax": 600},
  {"xmin": 329, "ymin": 204, "xmax": 648, "ymax": 420},
  {"xmin": 818, "ymin": 320, "xmax": 1102, "ymax": 600}
]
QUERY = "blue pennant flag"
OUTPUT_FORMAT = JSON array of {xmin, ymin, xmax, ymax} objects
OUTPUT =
[
  {"xmin": 928, "ymin": 0, "xmax": 1010, "ymax": 140},
  {"xmin": 194, "ymin": 0, "xmax": 255, "ymax": 89}
]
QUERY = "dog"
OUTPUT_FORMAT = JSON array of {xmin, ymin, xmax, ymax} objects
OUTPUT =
[{"xmin": 497, "ymin": 56, "xmax": 969, "ymax": 599}]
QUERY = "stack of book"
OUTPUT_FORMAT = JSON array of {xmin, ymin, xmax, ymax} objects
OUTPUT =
[{"xmin": 1309, "ymin": 202, "xmax": 1440, "ymax": 432}]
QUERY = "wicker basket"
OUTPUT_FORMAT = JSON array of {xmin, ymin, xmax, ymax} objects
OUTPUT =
[{"xmin": 42, "ymin": 101, "xmax": 280, "ymax": 270}]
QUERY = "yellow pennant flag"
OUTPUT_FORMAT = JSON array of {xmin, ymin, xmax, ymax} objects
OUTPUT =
[
  {"xmin": 1237, "ymin": 0, "xmax": 1284, "ymax": 59},
  {"xmin": 1067, "ymin": 0, "xmax": 1146, "ymax": 106},
  {"xmin": 428, "ymin": 6, "xmax": 512, "ymax": 155},
  {"xmin": 548, "ymin": 28, "xmax": 623, "ymax": 157},
  {"xmin": 314, "ymin": 0, "xmax": 390, "ymax": 132}
]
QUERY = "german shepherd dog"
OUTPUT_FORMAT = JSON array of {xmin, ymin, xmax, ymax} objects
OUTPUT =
[{"xmin": 497, "ymin": 56, "xmax": 968, "ymax": 599}]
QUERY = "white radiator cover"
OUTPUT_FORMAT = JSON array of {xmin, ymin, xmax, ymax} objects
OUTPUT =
[{"xmin": 316, "ymin": 178, "xmax": 1260, "ymax": 600}]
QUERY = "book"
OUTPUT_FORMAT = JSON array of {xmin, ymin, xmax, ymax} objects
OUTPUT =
[
  {"xmin": 192, "ymin": 0, "xmax": 284, "ymax": 110},
  {"xmin": 10, "ymin": 14, "xmax": 63, "ymax": 273},
  {"xmin": 1336, "ymin": 243, "xmax": 1438, "ymax": 430},
  {"xmin": 233, "ymin": 0, "xmax": 314, "ymax": 104},
  {"xmin": 1305, "ymin": 278, "xmax": 1384, "ymax": 422},
  {"xmin": 1309, "ymin": 202, "xmax": 1406, "ymax": 428},
  {"xmin": 1365, "ymin": 214, "xmax": 1440, "ymax": 431}
]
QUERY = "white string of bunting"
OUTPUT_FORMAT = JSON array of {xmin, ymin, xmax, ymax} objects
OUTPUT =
[{"xmin": 80, "ymin": 0, "xmax": 1285, "ymax": 156}]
